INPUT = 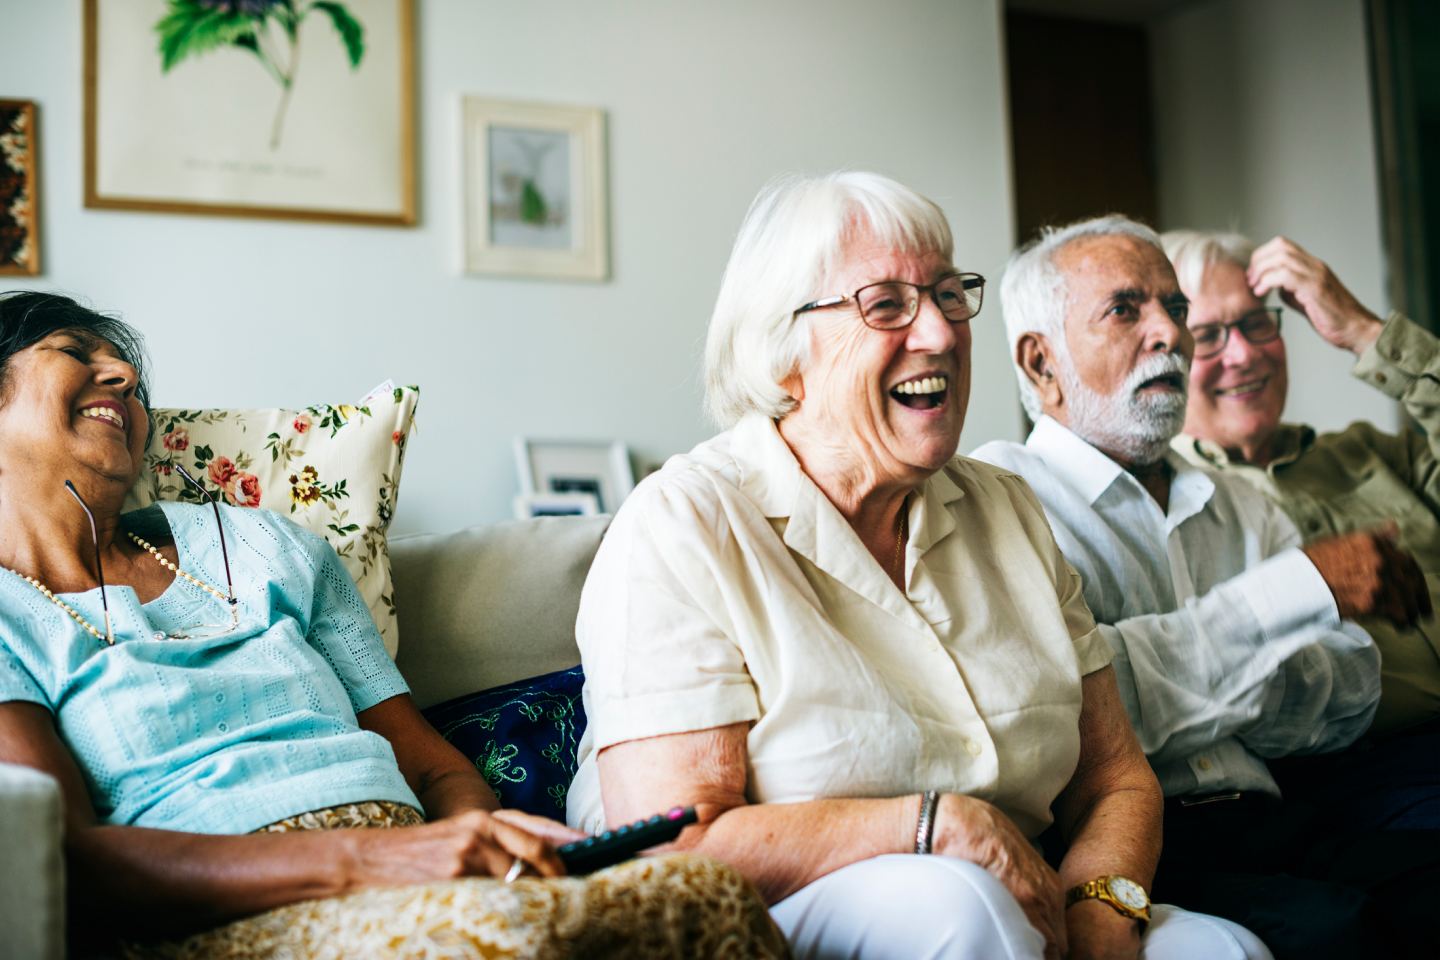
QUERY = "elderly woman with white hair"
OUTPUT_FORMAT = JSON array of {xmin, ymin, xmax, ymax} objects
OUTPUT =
[{"xmin": 565, "ymin": 172, "xmax": 1270, "ymax": 959}]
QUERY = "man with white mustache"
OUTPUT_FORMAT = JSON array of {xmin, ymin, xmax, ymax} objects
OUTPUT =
[{"xmin": 972, "ymin": 216, "xmax": 1430, "ymax": 959}]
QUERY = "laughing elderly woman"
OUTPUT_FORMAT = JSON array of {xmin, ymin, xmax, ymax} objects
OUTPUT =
[
  {"xmin": 0, "ymin": 292, "xmax": 784, "ymax": 958},
  {"xmin": 566, "ymin": 172, "xmax": 1271, "ymax": 960}
]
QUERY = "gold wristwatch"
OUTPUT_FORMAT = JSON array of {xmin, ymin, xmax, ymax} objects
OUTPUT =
[{"xmin": 1065, "ymin": 875, "xmax": 1151, "ymax": 930}]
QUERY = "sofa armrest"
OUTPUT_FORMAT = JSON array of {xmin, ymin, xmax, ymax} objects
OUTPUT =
[{"xmin": 0, "ymin": 761, "xmax": 65, "ymax": 960}]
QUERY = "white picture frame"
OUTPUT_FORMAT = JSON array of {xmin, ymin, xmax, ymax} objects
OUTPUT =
[
  {"xmin": 463, "ymin": 97, "xmax": 608, "ymax": 280},
  {"xmin": 512, "ymin": 491, "xmax": 600, "ymax": 520},
  {"xmin": 514, "ymin": 438, "xmax": 634, "ymax": 514}
]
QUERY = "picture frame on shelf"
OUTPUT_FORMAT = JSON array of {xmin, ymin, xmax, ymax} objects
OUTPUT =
[
  {"xmin": 514, "ymin": 438, "xmax": 633, "ymax": 515},
  {"xmin": 463, "ymin": 97, "xmax": 608, "ymax": 280},
  {"xmin": 83, "ymin": 0, "xmax": 415, "ymax": 225},
  {"xmin": 0, "ymin": 99, "xmax": 40, "ymax": 276},
  {"xmin": 512, "ymin": 491, "xmax": 601, "ymax": 520}
]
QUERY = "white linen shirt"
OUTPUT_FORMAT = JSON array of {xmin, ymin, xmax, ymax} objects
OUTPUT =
[
  {"xmin": 566, "ymin": 414, "xmax": 1112, "ymax": 838},
  {"xmin": 971, "ymin": 416, "xmax": 1380, "ymax": 799}
]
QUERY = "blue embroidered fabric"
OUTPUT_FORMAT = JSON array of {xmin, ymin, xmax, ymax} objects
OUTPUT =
[{"xmin": 421, "ymin": 666, "xmax": 587, "ymax": 816}]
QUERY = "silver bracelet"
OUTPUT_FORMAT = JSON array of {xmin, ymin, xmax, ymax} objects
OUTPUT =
[{"xmin": 914, "ymin": 790, "xmax": 939, "ymax": 855}]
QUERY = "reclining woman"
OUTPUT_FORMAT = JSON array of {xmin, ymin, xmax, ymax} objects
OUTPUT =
[
  {"xmin": 0, "ymin": 292, "xmax": 785, "ymax": 958},
  {"xmin": 566, "ymin": 172, "xmax": 1272, "ymax": 960}
]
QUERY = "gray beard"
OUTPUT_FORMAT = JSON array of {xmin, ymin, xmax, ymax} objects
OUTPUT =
[{"xmin": 1061, "ymin": 353, "xmax": 1190, "ymax": 465}]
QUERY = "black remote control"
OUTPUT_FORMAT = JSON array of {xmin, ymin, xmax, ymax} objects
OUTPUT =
[{"xmin": 558, "ymin": 806, "xmax": 698, "ymax": 875}]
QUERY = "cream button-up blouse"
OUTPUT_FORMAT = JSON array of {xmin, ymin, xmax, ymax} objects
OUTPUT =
[{"xmin": 566, "ymin": 415, "xmax": 1111, "ymax": 838}]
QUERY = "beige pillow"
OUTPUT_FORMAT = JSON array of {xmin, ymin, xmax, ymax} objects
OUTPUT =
[{"xmin": 125, "ymin": 386, "xmax": 419, "ymax": 656}]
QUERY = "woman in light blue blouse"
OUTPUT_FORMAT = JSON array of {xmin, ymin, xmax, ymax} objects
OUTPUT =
[{"xmin": 0, "ymin": 292, "xmax": 784, "ymax": 958}]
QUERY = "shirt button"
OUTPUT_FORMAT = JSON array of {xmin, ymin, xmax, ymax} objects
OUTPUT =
[
  {"xmin": 964, "ymin": 738, "xmax": 982, "ymax": 757},
  {"xmin": 1197, "ymin": 757, "xmax": 1212, "ymax": 771},
  {"xmin": 214, "ymin": 693, "xmax": 226, "ymax": 704},
  {"xmin": 1375, "ymin": 372, "xmax": 1388, "ymax": 384},
  {"xmin": 1307, "ymin": 519, "xmax": 1321, "ymax": 533},
  {"xmin": 217, "ymin": 722, "xmax": 229, "ymax": 733}
]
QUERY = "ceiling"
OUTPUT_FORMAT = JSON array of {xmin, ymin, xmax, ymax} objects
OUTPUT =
[{"xmin": 1005, "ymin": 0, "xmax": 1202, "ymax": 24}]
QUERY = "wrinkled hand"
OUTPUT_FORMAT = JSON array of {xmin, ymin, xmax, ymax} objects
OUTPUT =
[
  {"xmin": 1065, "ymin": 900, "xmax": 1142, "ymax": 960},
  {"xmin": 932, "ymin": 794, "xmax": 1066, "ymax": 960},
  {"xmin": 1302, "ymin": 525, "xmax": 1432, "ymax": 627},
  {"xmin": 1248, "ymin": 236, "xmax": 1384, "ymax": 355},
  {"xmin": 344, "ymin": 808, "xmax": 569, "ymax": 889}
]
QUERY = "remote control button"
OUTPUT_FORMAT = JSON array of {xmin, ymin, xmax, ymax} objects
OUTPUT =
[
  {"xmin": 583, "ymin": 838, "xmax": 597, "ymax": 848},
  {"xmin": 667, "ymin": 807, "xmax": 683, "ymax": 820},
  {"xmin": 616, "ymin": 826, "xmax": 630, "ymax": 836},
  {"xmin": 600, "ymin": 831, "xmax": 614, "ymax": 841},
  {"xmin": 648, "ymin": 815, "xmax": 663, "ymax": 825}
]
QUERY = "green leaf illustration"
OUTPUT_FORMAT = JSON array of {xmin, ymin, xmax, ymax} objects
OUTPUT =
[
  {"xmin": 313, "ymin": 1, "xmax": 365, "ymax": 68},
  {"xmin": 520, "ymin": 179, "xmax": 548, "ymax": 225},
  {"xmin": 155, "ymin": 0, "xmax": 260, "ymax": 73}
]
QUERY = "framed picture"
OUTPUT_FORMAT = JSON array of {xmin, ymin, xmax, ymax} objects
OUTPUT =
[
  {"xmin": 514, "ymin": 438, "xmax": 634, "ymax": 514},
  {"xmin": 512, "ymin": 491, "xmax": 600, "ymax": 520},
  {"xmin": 84, "ymin": 0, "xmax": 415, "ymax": 225},
  {"xmin": 463, "ymin": 97, "xmax": 608, "ymax": 280},
  {"xmin": 0, "ymin": 99, "xmax": 39, "ymax": 276}
]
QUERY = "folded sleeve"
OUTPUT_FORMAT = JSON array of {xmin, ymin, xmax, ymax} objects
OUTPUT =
[
  {"xmin": 577, "ymin": 476, "xmax": 761, "ymax": 751},
  {"xmin": 270, "ymin": 514, "xmax": 409, "ymax": 714},
  {"xmin": 1103, "ymin": 503, "xmax": 1378, "ymax": 762}
]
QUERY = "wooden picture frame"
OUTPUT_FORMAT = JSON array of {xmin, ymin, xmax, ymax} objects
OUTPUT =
[
  {"xmin": 84, "ymin": 0, "xmax": 415, "ymax": 226},
  {"xmin": 464, "ymin": 97, "xmax": 608, "ymax": 280},
  {"xmin": 0, "ymin": 99, "xmax": 40, "ymax": 276}
]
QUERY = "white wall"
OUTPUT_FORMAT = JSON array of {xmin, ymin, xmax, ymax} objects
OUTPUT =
[
  {"xmin": 1150, "ymin": 0, "xmax": 1398, "ymax": 432},
  {"xmin": 0, "ymin": 0, "xmax": 1021, "ymax": 534}
]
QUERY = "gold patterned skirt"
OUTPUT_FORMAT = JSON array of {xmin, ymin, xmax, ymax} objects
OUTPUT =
[{"xmin": 124, "ymin": 802, "xmax": 788, "ymax": 960}]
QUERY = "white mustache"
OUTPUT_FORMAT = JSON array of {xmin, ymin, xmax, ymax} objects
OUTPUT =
[{"xmin": 1123, "ymin": 352, "xmax": 1190, "ymax": 396}]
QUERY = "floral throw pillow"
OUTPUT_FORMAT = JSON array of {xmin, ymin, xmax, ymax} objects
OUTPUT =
[
  {"xmin": 124, "ymin": 385, "xmax": 419, "ymax": 656},
  {"xmin": 421, "ymin": 666, "xmax": 587, "ymax": 817}
]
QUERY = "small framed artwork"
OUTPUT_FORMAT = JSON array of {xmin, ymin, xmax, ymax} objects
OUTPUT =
[
  {"xmin": 463, "ymin": 97, "xmax": 608, "ymax": 280},
  {"xmin": 514, "ymin": 438, "xmax": 634, "ymax": 514},
  {"xmin": 513, "ymin": 491, "xmax": 600, "ymax": 520},
  {"xmin": 0, "ymin": 99, "xmax": 40, "ymax": 276},
  {"xmin": 84, "ymin": 0, "xmax": 415, "ymax": 225}
]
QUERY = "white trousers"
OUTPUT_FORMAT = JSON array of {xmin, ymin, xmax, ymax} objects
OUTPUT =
[{"xmin": 770, "ymin": 855, "xmax": 1273, "ymax": 960}]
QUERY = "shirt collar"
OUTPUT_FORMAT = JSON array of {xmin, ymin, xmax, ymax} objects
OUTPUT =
[
  {"xmin": 1177, "ymin": 424, "xmax": 1313, "ymax": 470},
  {"xmin": 1027, "ymin": 416, "xmax": 1215, "ymax": 527}
]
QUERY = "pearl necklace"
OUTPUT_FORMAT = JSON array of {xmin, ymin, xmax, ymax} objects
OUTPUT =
[{"xmin": 1, "ymin": 533, "xmax": 233, "ymax": 646}]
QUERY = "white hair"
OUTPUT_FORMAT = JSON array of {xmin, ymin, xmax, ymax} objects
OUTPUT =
[
  {"xmin": 1001, "ymin": 215, "xmax": 1166, "ymax": 421},
  {"xmin": 1161, "ymin": 229, "xmax": 1256, "ymax": 297},
  {"xmin": 703, "ymin": 171, "xmax": 955, "ymax": 428}
]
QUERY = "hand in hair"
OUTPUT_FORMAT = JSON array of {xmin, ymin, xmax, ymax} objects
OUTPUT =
[{"xmin": 1247, "ymin": 237, "xmax": 1383, "ymax": 355}]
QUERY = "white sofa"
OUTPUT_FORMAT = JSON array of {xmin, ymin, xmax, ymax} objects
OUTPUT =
[{"xmin": 0, "ymin": 514, "xmax": 609, "ymax": 959}]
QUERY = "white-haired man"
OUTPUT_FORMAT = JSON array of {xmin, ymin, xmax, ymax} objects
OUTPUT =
[
  {"xmin": 971, "ymin": 216, "xmax": 1431, "ymax": 960},
  {"xmin": 1164, "ymin": 231, "xmax": 1440, "ymax": 740}
]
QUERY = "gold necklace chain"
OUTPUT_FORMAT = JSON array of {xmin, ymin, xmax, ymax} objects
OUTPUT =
[
  {"xmin": 893, "ymin": 500, "xmax": 907, "ymax": 580},
  {"xmin": 1, "ymin": 533, "xmax": 231, "ymax": 646}
]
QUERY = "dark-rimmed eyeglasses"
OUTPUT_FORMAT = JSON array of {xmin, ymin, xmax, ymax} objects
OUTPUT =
[
  {"xmin": 66, "ymin": 463, "xmax": 239, "ymax": 644},
  {"xmin": 1190, "ymin": 307, "xmax": 1283, "ymax": 360},
  {"xmin": 793, "ymin": 272, "xmax": 986, "ymax": 330}
]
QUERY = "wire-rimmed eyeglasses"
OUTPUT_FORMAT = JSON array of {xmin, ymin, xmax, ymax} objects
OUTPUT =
[
  {"xmin": 66, "ymin": 463, "xmax": 239, "ymax": 644},
  {"xmin": 1190, "ymin": 307, "xmax": 1283, "ymax": 360},
  {"xmin": 793, "ymin": 272, "xmax": 986, "ymax": 330}
]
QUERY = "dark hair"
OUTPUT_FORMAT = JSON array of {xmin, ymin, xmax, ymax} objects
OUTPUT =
[{"xmin": 0, "ymin": 291, "xmax": 152, "ymax": 410}]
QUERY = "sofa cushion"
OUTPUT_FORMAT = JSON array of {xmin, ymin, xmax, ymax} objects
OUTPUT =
[
  {"xmin": 391, "ymin": 516, "xmax": 608, "ymax": 709},
  {"xmin": 422, "ymin": 666, "xmax": 586, "ymax": 817},
  {"xmin": 125, "ymin": 386, "xmax": 419, "ymax": 656}
]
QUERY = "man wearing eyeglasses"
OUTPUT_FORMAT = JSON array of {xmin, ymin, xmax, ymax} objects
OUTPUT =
[
  {"xmin": 1165, "ymin": 232, "xmax": 1440, "ymax": 741},
  {"xmin": 972, "ymin": 216, "xmax": 1437, "ymax": 959}
]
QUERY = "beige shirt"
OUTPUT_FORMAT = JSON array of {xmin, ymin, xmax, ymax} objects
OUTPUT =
[
  {"xmin": 1173, "ymin": 312, "xmax": 1440, "ymax": 734},
  {"xmin": 566, "ymin": 414, "xmax": 1111, "ymax": 838}
]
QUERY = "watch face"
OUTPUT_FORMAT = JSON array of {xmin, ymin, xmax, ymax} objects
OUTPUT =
[{"xmin": 1108, "ymin": 877, "xmax": 1149, "ymax": 911}]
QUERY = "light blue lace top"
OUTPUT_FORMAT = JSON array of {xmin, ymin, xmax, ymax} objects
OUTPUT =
[{"xmin": 0, "ymin": 501, "xmax": 418, "ymax": 833}]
